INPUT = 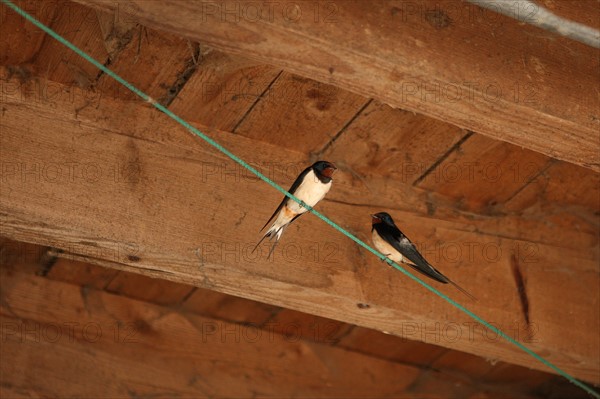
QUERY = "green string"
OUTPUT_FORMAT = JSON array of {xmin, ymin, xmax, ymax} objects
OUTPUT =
[{"xmin": 3, "ymin": 0, "xmax": 598, "ymax": 396}]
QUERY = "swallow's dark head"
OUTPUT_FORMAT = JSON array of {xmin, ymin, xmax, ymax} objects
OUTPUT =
[
  {"xmin": 371, "ymin": 212, "xmax": 394, "ymax": 226},
  {"xmin": 312, "ymin": 161, "xmax": 337, "ymax": 181}
]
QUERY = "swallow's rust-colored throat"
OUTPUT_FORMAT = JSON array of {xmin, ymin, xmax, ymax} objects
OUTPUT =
[
  {"xmin": 371, "ymin": 215, "xmax": 382, "ymax": 224},
  {"xmin": 321, "ymin": 166, "xmax": 337, "ymax": 178}
]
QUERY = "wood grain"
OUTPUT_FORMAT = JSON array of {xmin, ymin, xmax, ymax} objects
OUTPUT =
[
  {"xmin": 322, "ymin": 100, "xmax": 467, "ymax": 183},
  {"xmin": 233, "ymin": 71, "xmax": 369, "ymax": 154},
  {"xmin": 181, "ymin": 286, "xmax": 279, "ymax": 325},
  {"xmin": 73, "ymin": 0, "xmax": 600, "ymax": 170},
  {"xmin": 1, "ymin": 238, "xmax": 589, "ymax": 398},
  {"xmin": 0, "ymin": 268, "xmax": 423, "ymax": 398},
  {"xmin": 416, "ymin": 134, "xmax": 552, "ymax": 213},
  {"xmin": 95, "ymin": 23, "xmax": 193, "ymax": 104},
  {"xmin": 0, "ymin": 0, "xmax": 57, "ymax": 65},
  {"xmin": 32, "ymin": 1, "xmax": 108, "ymax": 87},
  {"xmin": 168, "ymin": 48, "xmax": 281, "ymax": 132},
  {"xmin": 104, "ymin": 271, "xmax": 195, "ymax": 306},
  {"xmin": 1, "ymin": 75, "xmax": 598, "ymax": 382},
  {"xmin": 47, "ymin": 257, "xmax": 118, "ymax": 289}
]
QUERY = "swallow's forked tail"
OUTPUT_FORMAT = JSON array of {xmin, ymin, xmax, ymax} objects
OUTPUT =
[
  {"xmin": 252, "ymin": 222, "xmax": 288, "ymax": 259},
  {"xmin": 448, "ymin": 280, "xmax": 477, "ymax": 302}
]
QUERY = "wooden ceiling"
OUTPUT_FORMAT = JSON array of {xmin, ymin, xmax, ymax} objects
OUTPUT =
[
  {"xmin": 1, "ymin": 0, "xmax": 599, "ymax": 397},
  {"xmin": 0, "ymin": 237, "xmax": 589, "ymax": 398}
]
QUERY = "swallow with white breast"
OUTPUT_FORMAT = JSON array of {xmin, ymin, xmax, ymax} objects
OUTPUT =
[
  {"xmin": 253, "ymin": 161, "xmax": 337, "ymax": 258},
  {"xmin": 371, "ymin": 212, "xmax": 476, "ymax": 300}
]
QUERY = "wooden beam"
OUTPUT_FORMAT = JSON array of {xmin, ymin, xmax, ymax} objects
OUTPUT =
[
  {"xmin": 0, "ymin": 268, "xmax": 423, "ymax": 398},
  {"xmin": 0, "ymin": 241, "xmax": 581, "ymax": 399},
  {"xmin": 0, "ymin": 238, "xmax": 587, "ymax": 398},
  {"xmin": 0, "ymin": 74, "xmax": 598, "ymax": 383},
  {"xmin": 71, "ymin": 0, "xmax": 600, "ymax": 171}
]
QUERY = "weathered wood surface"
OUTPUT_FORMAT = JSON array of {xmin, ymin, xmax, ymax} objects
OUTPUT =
[
  {"xmin": 32, "ymin": 2, "xmax": 109, "ymax": 86},
  {"xmin": 415, "ymin": 134, "xmax": 552, "ymax": 213},
  {"xmin": 169, "ymin": 52, "xmax": 281, "ymax": 132},
  {"xmin": 0, "ymin": 0, "xmax": 57, "ymax": 65},
  {"xmin": 0, "ymin": 238, "xmax": 585, "ymax": 398},
  {"xmin": 1, "ymin": 74, "xmax": 598, "ymax": 382},
  {"xmin": 232, "ymin": 71, "xmax": 369, "ymax": 154},
  {"xmin": 73, "ymin": 0, "xmax": 600, "ymax": 170},
  {"xmin": 3, "ymin": 2, "xmax": 599, "ymax": 251},
  {"xmin": 0, "ymin": 267, "xmax": 425, "ymax": 398}
]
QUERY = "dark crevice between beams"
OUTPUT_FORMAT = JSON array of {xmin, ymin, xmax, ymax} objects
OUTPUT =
[
  {"xmin": 231, "ymin": 70, "xmax": 284, "ymax": 133},
  {"xmin": 158, "ymin": 42, "xmax": 201, "ymax": 107},
  {"xmin": 257, "ymin": 307, "xmax": 284, "ymax": 328},
  {"xmin": 93, "ymin": 56, "xmax": 112, "ymax": 83},
  {"xmin": 94, "ymin": 21, "xmax": 141, "ymax": 84},
  {"xmin": 331, "ymin": 324, "xmax": 355, "ymax": 345},
  {"xmin": 412, "ymin": 130, "xmax": 475, "ymax": 186},
  {"xmin": 102, "ymin": 270, "xmax": 120, "ymax": 290},
  {"xmin": 314, "ymin": 98, "xmax": 373, "ymax": 159},
  {"xmin": 175, "ymin": 287, "xmax": 198, "ymax": 308},
  {"xmin": 404, "ymin": 349, "xmax": 448, "ymax": 392},
  {"xmin": 503, "ymin": 158, "xmax": 557, "ymax": 205}
]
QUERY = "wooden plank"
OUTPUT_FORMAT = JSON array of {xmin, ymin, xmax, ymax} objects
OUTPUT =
[
  {"xmin": 46, "ymin": 247, "xmax": 196, "ymax": 306},
  {"xmin": 407, "ymin": 370, "xmax": 539, "ymax": 399},
  {"xmin": 105, "ymin": 271, "xmax": 194, "ymax": 306},
  {"xmin": 73, "ymin": 0, "xmax": 600, "ymax": 170},
  {"xmin": 0, "ymin": 267, "xmax": 423, "ymax": 398},
  {"xmin": 1, "ymin": 75, "xmax": 598, "ymax": 382},
  {"xmin": 536, "ymin": 375, "xmax": 596, "ymax": 399},
  {"xmin": 506, "ymin": 161, "xmax": 600, "ymax": 212},
  {"xmin": 46, "ymin": 247, "xmax": 566, "ymax": 396},
  {"xmin": 410, "ymin": 350, "xmax": 560, "ymax": 398},
  {"xmin": 415, "ymin": 134, "xmax": 552, "ymax": 213},
  {"xmin": 47, "ymin": 245, "xmax": 280, "ymax": 323},
  {"xmin": 233, "ymin": 71, "xmax": 369, "ymax": 153},
  {"xmin": 169, "ymin": 49, "xmax": 282, "ymax": 132},
  {"xmin": 503, "ymin": 161, "xmax": 600, "ymax": 243},
  {"xmin": 181, "ymin": 286, "xmax": 279, "ymax": 325},
  {"xmin": 261, "ymin": 308, "xmax": 353, "ymax": 344},
  {"xmin": 94, "ymin": 8, "xmax": 137, "ymax": 60},
  {"xmin": 30, "ymin": 246, "xmax": 588, "ymax": 398},
  {"xmin": 481, "ymin": 362, "xmax": 556, "ymax": 390},
  {"xmin": 0, "ymin": 1, "xmax": 57, "ymax": 65},
  {"xmin": 336, "ymin": 326, "xmax": 447, "ymax": 366},
  {"xmin": 1, "ymin": 239, "xmax": 581, "ymax": 397},
  {"xmin": 32, "ymin": 1, "xmax": 108, "ymax": 87},
  {"xmin": 322, "ymin": 100, "xmax": 467, "ymax": 184},
  {"xmin": 95, "ymin": 23, "xmax": 194, "ymax": 104},
  {"xmin": 46, "ymin": 257, "xmax": 118, "ymax": 289}
]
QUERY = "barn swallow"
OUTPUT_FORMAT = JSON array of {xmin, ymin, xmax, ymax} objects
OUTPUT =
[
  {"xmin": 253, "ymin": 161, "xmax": 337, "ymax": 258},
  {"xmin": 371, "ymin": 212, "xmax": 476, "ymax": 300}
]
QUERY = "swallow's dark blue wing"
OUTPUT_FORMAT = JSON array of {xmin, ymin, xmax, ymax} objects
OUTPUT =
[
  {"xmin": 377, "ymin": 223, "xmax": 449, "ymax": 284},
  {"xmin": 376, "ymin": 223, "xmax": 477, "ymax": 300},
  {"xmin": 259, "ymin": 165, "xmax": 312, "ymax": 232}
]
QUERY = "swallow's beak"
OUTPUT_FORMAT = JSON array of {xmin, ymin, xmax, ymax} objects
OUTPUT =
[{"xmin": 371, "ymin": 214, "xmax": 382, "ymax": 224}]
